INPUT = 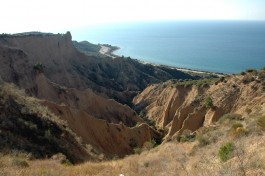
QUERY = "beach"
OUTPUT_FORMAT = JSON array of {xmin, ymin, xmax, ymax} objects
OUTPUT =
[
  {"xmin": 99, "ymin": 44, "xmax": 119, "ymax": 58},
  {"xmin": 99, "ymin": 44, "xmax": 226, "ymax": 77}
]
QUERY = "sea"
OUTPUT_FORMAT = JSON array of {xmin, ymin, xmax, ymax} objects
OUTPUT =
[{"xmin": 71, "ymin": 20, "xmax": 265, "ymax": 74}]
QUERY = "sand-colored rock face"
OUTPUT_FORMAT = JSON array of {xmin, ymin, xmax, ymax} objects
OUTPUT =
[
  {"xmin": 35, "ymin": 73, "xmax": 142, "ymax": 126},
  {"xmin": 134, "ymin": 72, "xmax": 265, "ymax": 139},
  {"xmin": 34, "ymin": 73, "xmax": 156, "ymax": 157},
  {"xmin": 43, "ymin": 100, "xmax": 159, "ymax": 157},
  {"xmin": 0, "ymin": 33, "xmax": 167, "ymax": 158}
]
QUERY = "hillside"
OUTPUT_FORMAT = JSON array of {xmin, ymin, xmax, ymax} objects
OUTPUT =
[
  {"xmin": 0, "ymin": 32, "xmax": 264, "ymax": 175},
  {"xmin": 0, "ymin": 32, "xmax": 193, "ymax": 159},
  {"xmin": 1, "ymin": 70, "xmax": 264, "ymax": 176},
  {"xmin": 133, "ymin": 69, "xmax": 265, "ymax": 140},
  {"xmin": 0, "ymin": 83, "xmax": 93, "ymax": 163}
]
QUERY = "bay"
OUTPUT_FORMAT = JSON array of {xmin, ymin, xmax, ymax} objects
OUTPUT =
[{"xmin": 72, "ymin": 20, "xmax": 265, "ymax": 73}]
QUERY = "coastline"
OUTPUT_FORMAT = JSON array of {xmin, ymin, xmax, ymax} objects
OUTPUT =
[
  {"xmin": 99, "ymin": 44, "xmax": 227, "ymax": 77},
  {"xmin": 99, "ymin": 44, "xmax": 120, "ymax": 58}
]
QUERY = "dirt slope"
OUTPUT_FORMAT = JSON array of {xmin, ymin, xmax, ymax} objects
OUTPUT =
[{"xmin": 134, "ymin": 70, "xmax": 265, "ymax": 139}]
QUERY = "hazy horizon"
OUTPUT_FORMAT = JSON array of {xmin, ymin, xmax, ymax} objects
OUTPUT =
[{"xmin": 1, "ymin": 0, "xmax": 265, "ymax": 34}]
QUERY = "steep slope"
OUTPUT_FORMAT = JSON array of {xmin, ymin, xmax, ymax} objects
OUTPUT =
[
  {"xmin": 35, "ymin": 73, "xmax": 142, "ymax": 126},
  {"xmin": 0, "ymin": 83, "xmax": 93, "ymax": 163},
  {"xmin": 0, "ymin": 32, "xmax": 177, "ymax": 158},
  {"xmin": 134, "ymin": 70, "xmax": 265, "ymax": 139}
]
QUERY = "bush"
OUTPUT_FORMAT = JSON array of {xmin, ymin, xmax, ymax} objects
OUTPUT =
[
  {"xmin": 232, "ymin": 122, "xmax": 243, "ymax": 129},
  {"xmin": 196, "ymin": 133, "xmax": 210, "ymax": 146},
  {"xmin": 134, "ymin": 148, "xmax": 142, "ymax": 154},
  {"xmin": 219, "ymin": 142, "xmax": 234, "ymax": 162},
  {"xmin": 33, "ymin": 63, "xmax": 45, "ymax": 72},
  {"xmin": 242, "ymin": 75, "xmax": 255, "ymax": 84},
  {"xmin": 134, "ymin": 139, "xmax": 157, "ymax": 154},
  {"xmin": 257, "ymin": 116, "xmax": 265, "ymax": 130},
  {"xmin": 228, "ymin": 122, "xmax": 248, "ymax": 137},
  {"xmin": 246, "ymin": 68, "xmax": 257, "ymax": 74},
  {"xmin": 143, "ymin": 139, "xmax": 157, "ymax": 150},
  {"xmin": 204, "ymin": 97, "xmax": 213, "ymax": 108},
  {"xmin": 218, "ymin": 113, "xmax": 242, "ymax": 124},
  {"xmin": 11, "ymin": 158, "xmax": 29, "ymax": 167},
  {"xmin": 61, "ymin": 158, "xmax": 72, "ymax": 166}
]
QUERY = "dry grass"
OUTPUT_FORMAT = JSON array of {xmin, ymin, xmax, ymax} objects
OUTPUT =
[{"xmin": 0, "ymin": 130, "xmax": 264, "ymax": 176}]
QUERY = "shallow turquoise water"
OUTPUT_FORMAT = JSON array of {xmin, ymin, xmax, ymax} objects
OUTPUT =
[{"xmin": 72, "ymin": 20, "xmax": 265, "ymax": 73}]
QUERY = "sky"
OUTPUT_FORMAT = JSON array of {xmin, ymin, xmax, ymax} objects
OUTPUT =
[{"xmin": 1, "ymin": 0, "xmax": 265, "ymax": 33}]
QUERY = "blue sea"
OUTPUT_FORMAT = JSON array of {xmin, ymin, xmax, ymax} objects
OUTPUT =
[{"xmin": 72, "ymin": 20, "xmax": 265, "ymax": 73}]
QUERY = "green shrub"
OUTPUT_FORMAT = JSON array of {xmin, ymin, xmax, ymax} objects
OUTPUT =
[
  {"xmin": 180, "ymin": 136, "xmax": 190, "ymax": 142},
  {"xmin": 242, "ymin": 75, "xmax": 255, "ymax": 84},
  {"xmin": 257, "ymin": 116, "xmax": 265, "ymax": 130},
  {"xmin": 218, "ymin": 113, "xmax": 242, "ymax": 124},
  {"xmin": 134, "ymin": 147, "xmax": 142, "ymax": 154},
  {"xmin": 228, "ymin": 122, "xmax": 248, "ymax": 137},
  {"xmin": 33, "ymin": 63, "xmax": 45, "ymax": 72},
  {"xmin": 11, "ymin": 158, "xmax": 29, "ymax": 167},
  {"xmin": 219, "ymin": 142, "xmax": 234, "ymax": 162},
  {"xmin": 232, "ymin": 122, "xmax": 243, "ymax": 129},
  {"xmin": 246, "ymin": 68, "xmax": 257, "ymax": 74},
  {"xmin": 134, "ymin": 139, "xmax": 157, "ymax": 154},
  {"xmin": 61, "ymin": 158, "xmax": 72, "ymax": 166},
  {"xmin": 143, "ymin": 139, "xmax": 157, "ymax": 150},
  {"xmin": 196, "ymin": 133, "xmax": 210, "ymax": 146},
  {"xmin": 204, "ymin": 97, "xmax": 213, "ymax": 108}
]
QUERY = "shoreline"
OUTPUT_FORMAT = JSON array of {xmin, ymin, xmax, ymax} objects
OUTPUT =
[
  {"xmin": 99, "ymin": 44, "xmax": 227, "ymax": 77},
  {"xmin": 99, "ymin": 44, "xmax": 120, "ymax": 58}
]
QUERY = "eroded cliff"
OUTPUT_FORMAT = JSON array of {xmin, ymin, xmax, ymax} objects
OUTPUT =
[{"xmin": 134, "ymin": 70, "xmax": 265, "ymax": 140}]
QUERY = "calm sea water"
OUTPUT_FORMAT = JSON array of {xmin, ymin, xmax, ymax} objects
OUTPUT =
[{"xmin": 72, "ymin": 20, "xmax": 265, "ymax": 73}]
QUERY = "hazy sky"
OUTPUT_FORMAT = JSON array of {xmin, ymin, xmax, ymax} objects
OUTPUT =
[{"xmin": 1, "ymin": 0, "xmax": 265, "ymax": 33}]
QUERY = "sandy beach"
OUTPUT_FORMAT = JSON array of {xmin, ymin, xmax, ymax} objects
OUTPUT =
[
  {"xmin": 99, "ymin": 45, "xmax": 226, "ymax": 77},
  {"xmin": 99, "ymin": 45, "xmax": 119, "ymax": 58}
]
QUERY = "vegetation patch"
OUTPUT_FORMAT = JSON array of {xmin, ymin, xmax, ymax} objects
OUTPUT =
[
  {"xmin": 196, "ymin": 133, "xmax": 210, "ymax": 146},
  {"xmin": 204, "ymin": 97, "xmax": 213, "ymax": 108},
  {"xmin": 219, "ymin": 142, "xmax": 234, "ymax": 162},
  {"xmin": 133, "ymin": 139, "xmax": 157, "ymax": 154},
  {"xmin": 33, "ymin": 63, "xmax": 45, "ymax": 72},
  {"xmin": 228, "ymin": 122, "xmax": 248, "ymax": 138},
  {"xmin": 172, "ymin": 78, "xmax": 219, "ymax": 88},
  {"xmin": 257, "ymin": 116, "xmax": 265, "ymax": 130},
  {"xmin": 218, "ymin": 113, "xmax": 243, "ymax": 124},
  {"xmin": 11, "ymin": 158, "xmax": 29, "ymax": 168}
]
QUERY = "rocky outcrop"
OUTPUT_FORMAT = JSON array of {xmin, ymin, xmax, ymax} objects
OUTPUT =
[
  {"xmin": 134, "ymin": 71, "xmax": 265, "ymax": 139},
  {"xmin": 35, "ymin": 73, "xmax": 142, "ymax": 126},
  {"xmin": 43, "ymin": 100, "xmax": 160, "ymax": 157}
]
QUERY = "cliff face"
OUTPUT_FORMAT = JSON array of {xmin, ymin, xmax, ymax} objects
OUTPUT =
[
  {"xmin": 1, "ymin": 32, "xmax": 178, "ymax": 159},
  {"xmin": 134, "ymin": 71, "xmax": 265, "ymax": 139},
  {"xmin": 0, "ymin": 32, "xmax": 192, "ymax": 104}
]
